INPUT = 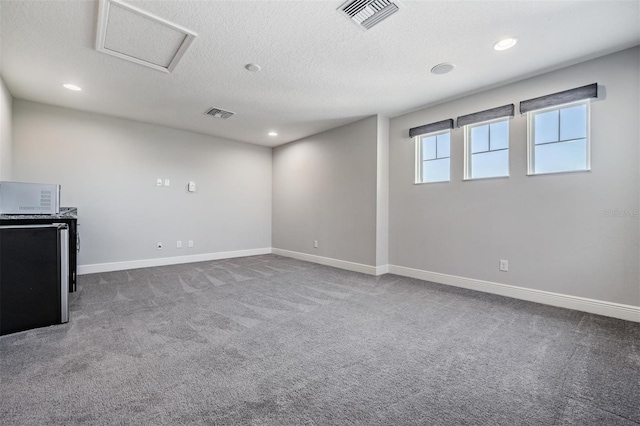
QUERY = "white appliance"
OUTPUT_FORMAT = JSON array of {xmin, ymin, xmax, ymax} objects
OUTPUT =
[{"xmin": 0, "ymin": 181, "xmax": 61, "ymax": 215}]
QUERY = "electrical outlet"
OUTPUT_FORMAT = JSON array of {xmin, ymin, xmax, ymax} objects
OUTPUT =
[
  {"xmin": 499, "ymin": 259, "xmax": 508, "ymax": 272},
  {"xmin": 313, "ymin": 240, "xmax": 318, "ymax": 248},
  {"xmin": 157, "ymin": 242, "xmax": 163, "ymax": 250},
  {"xmin": 177, "ymin": 241, "xmax": 182, "ymax": 249},
  {"xmin": 164, "ymin": 179, "xmax": 170, "ymax": 187},
  {"xmin": 188, "ymin": 240, "xmax": 194, "ymax": 248}
]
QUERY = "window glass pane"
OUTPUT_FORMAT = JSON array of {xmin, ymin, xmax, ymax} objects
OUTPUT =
[
  {"xmin": 534, "ymin": 139, "xmax": 587, "ymax": 174},
  {"xmin": 436, "ymin": 133, "xmax": 450, "ymax": 158},
  {"xmin": 471, "ymin": 125, "xmax": 489, "ymax": 153},
  {"xmin": 422, "ymin": 158, "xmax": 449, "ymax": 183},
  {"xmin": 534, "ymin": 110, "xmax": 559, "ymax": 144},
  {"xmin": 560, "ymin": 104, "xmax": 587, "ymax": 141},
  {"xmin": 422, "ymin": 136, "xmax": 437, "ymax": 160},
  {"xmin": 489, "ymin": 120, "xmax": 509, "ymax": 150},
  {"xmin": 471, "ymin": 150, "xmax": 509, "ymax": 179}
]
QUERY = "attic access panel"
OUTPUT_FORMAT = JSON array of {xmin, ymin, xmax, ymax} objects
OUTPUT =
[{"xmin": 96, "ymin": 0, "xmax": 197, "ymax": 73}]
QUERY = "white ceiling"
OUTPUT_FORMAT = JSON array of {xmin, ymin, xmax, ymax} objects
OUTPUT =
[{"xmin": 1, "ymin": 0, "xmax": 638, "ymax": 147}]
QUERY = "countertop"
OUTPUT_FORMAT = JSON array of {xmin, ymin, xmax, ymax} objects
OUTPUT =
[{"xmin": 0, "ymin": 207, "xmax": 78, "ymax": 221}]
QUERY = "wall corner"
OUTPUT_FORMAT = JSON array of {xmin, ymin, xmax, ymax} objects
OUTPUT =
[
  {"xmin": 376, "ymin": 114, "xmax": 390, "ymax": 267},
  {"xmin": 0, "ymin": 75, "xmax": 13, "ymax": 181}
]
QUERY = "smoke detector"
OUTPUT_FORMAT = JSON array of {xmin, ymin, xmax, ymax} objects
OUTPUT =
[
  {"xmin": 431, "ymin": 63, "xmax": 455, "ymax": 75},
  {"xmin": 204, "ymin": 108, "xmax": 235, "ymax": 119},
  {"xmin": 338, "ymin": 0, "xmax": 402, "ymax": 30}
]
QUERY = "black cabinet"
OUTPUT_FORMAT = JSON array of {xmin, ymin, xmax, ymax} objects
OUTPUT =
[
  {"xmin": 0, "ymin": 208, "xmax": 78, "ymax": 293},
  {"xmin": 0, "ymin": 224, "xmax": 69, "ymax": 335}
]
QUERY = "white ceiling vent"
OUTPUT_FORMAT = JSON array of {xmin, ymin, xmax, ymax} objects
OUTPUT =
[
  {"xmin": 96, "ymin": 0, "xmax": 197, "ymax": 73},
  {"xmin": 338, "ymin": 0, "xmax": 402, "ymax": 30},
  {"xmin": 204, "ymin": 108, "xmax": 235, "ymax": 119}
]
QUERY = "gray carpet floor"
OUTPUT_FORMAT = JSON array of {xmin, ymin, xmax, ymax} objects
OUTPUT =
[{"xmin": 1, "ymin": 254, "xmax": 639, "ymax": 425}]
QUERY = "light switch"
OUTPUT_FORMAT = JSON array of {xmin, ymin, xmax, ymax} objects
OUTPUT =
[
  {"xmin": 156, "ymin": 178, "xmax": 162, "ymax": 186},
  {"xmin": 188, "ymin": 181, "xmax": 196, "ymax": 192}
]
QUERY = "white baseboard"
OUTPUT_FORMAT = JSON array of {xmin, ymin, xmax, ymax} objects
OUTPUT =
[
  {"xmin": 376, "ymin": 264, "xmax": 390, "ymax": 275},
  {"xmin": 78, "ymin": 247, "xmax": 639, "ymax": 322},
  {"xmin": 272, "ymin": 248, "xmax": 388, "ymax": 276},
  {"xmin": 77, "ymin": 247, "xmax": 272, "ymax": 275},
  {"xmin": 389, "ymin": 265, "xmax": 640, "ymax": 323}
]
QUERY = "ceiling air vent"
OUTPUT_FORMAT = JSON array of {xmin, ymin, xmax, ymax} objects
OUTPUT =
[
  {"xmin": 204, "ymin": 108, "xmax": 235, "ymax": 119},
  {"xmin": 338, "ymin": 0, "xmax": 401, "ymax": 30}
]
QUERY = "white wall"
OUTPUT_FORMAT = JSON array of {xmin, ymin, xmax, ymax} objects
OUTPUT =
[
  {"xmin": 272, "ymin": 116, "xmax": 379, "ymax": 266},
  {"xmin": 389, "ymin": 47, "xmax": 640, "ymax": 306},
  {"xmin": 7, "ymin": 47, "xmax": 639, "ymax": 315},
  {"xmin": 12, "ymin": 100, "xmax": 272, "ymax": 268},
  {"xmin": 0, "ymin": 76, "xmax": 12, "ymax": 180}
]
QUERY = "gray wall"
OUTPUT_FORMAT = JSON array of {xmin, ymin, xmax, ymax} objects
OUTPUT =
[
  {"xmin": 273, "ymin": 116, "xmax": 378, "ymax": 266},
  {"xmin": 389, "ymin": 47, "xmax": 640, "ymax": 306},
  {"xmin": 0, "ymin": 76, "xmax": 12, "ymax": 180},
  {"xmin": 12, "ymin": 100, "xmax": 272, "ymax": 267}
]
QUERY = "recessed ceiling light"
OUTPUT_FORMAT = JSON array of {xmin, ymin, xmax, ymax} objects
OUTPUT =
[
  {"xmin": 430, "ymin": 63, "xmax": 455, "ymax": 75},
  {"xmin": 63, "ymin": 84, "xmax": 82, "ymax": 91},
  {"xmin": 268, "ymin": 131, "xmax": 278, "ymax": 136},
  {"xmin": 245, "ymin": 63, "xmax": 261, "ymax": 72},
  {"xmin": 493, "ymin": 37, "xmax": 518, "ymax": 51}
]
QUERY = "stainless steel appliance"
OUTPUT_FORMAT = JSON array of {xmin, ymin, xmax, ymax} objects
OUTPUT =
[
  {"xmin": 0, "ymin": 181, "xmax": 61, "ymax": 215},
  {"xmin": 0, "ymin": 224, "xmax": 69, "ymax": 335}
]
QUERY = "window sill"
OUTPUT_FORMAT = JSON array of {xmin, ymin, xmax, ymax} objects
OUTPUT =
[
  {"xmin": 414, "ymin": 180, "xmax": 450, "ymax": 185},
  {"xmin": 527, "ymin": 168, "xmax": 591, "ymax": 177},
  {"xmin": 462, "ymin": 175, "xmax": 509, "ymax": 182}
]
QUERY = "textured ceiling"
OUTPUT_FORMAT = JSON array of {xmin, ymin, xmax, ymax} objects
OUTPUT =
[{"xmin": 1, "ymin": 0, "xmax": 638, "ymax": 147}]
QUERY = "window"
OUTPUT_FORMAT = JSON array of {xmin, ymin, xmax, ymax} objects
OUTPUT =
[
  {"xmin": 415, "ymin": 131, "xmax": 450, "ymax": 183},
  {"xmin": 464, "ymin": 118, "xmax": 509, "ymax": 179},
  {"xmin": 527, "ymin": 100, "xmax": 590, "ymax": 175}
]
